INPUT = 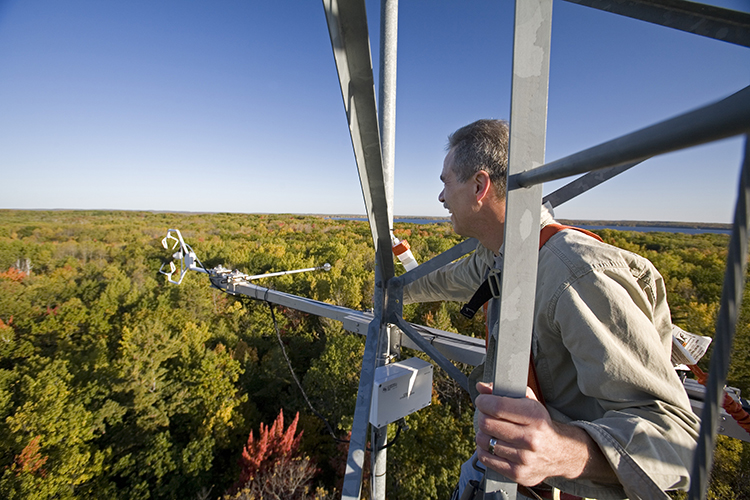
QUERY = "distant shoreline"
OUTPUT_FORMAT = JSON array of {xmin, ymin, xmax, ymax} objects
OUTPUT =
[
  {"xmin": 329, "ymin": 216, "xmax": 733, "ymax": 235},
  {"xmin": 331, "ymin": 215, "xmax": 732, "ymax": 231},
  {"xmin": 556, "ymin": 219, "xmax": 732, "ymax": 231},
  {"xmin": 0, "ymin": 209, "xmax": 732, "ymax": 231}
]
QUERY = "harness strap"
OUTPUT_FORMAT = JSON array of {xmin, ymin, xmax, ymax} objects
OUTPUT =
[
  {"xmin": 460, "ymin": 270, "xmax": 500, "ymax": 320},
  {"xmin": 460, "ymin": 224, "xmax": 602, "ymax": 320}
]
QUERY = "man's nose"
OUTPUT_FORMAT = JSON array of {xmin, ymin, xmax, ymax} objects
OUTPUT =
[{"xmin": 438, "ymin": 189, "xmax": 445, "ymax": 203}]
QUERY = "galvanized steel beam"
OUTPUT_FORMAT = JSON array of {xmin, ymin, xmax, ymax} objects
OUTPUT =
[
  {"xmin": 323, "ymin": 2, "xmax": 398, "ymax": 497},
  {"xmin": 393, "ymin": 237, "xmax": 479, "ymax": 286},
  {"xmin": 387, "ymin": 237, "xmax": 482, "ymax": 383},
  {"xmin": 542, "ymin": 160, "xmax": 643, "ymax": 208},
  {"xmin": 322, "ymin": 0, "xmax": 394, "ymax": 280},
  {"xmin": 484, "ymin": 0, "xmax": 553, "ymax": 498},
  {"xmin": 513, "ymin": 86, "xmax": 750, "ymax": 189},
  {"xmin": 341, "ymin": 310, "xmax": 486, "ymax": 366},
  {"xmin": 342, "ymin": 263, "xmax": 385, "ymax": 500},
  {"xmin": 393, "ymin": 317, "xmax": 470, "ymax": 393},
  {"xmin": 218, "ymin": 274, "xmax": 485, "ymax": 364},
  {"xmin": 378, "ymin": 0, "xmax": 398, "ymax": 229},
  {"xmin": 394, "ymin": 323, "xmax": 486, "ymax": 367},
  {"xmin": 372, "ymin": 2, "xmax": 399, "ymax": 497},
  {"xmin": 565, "ymin": 0, "xmax": 750, "ymax": 48},
  {"xmin": 221, "ymin": 279, "xmax": 366, "ymax": 322}
]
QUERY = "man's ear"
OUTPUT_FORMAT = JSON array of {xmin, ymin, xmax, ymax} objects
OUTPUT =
[{"xmin": 474, "ymin": 170, "xmax": 492, "ymax": 202}]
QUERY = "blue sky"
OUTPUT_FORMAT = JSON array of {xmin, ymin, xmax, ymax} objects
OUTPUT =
[{"xmin": 0, "ymin": 1, "xmax": 748, "ymax": 223}]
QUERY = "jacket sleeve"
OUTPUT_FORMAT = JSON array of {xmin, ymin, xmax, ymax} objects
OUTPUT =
[
  {"xmin": 402, "ymin": 245, "xmax": 493, "ymax": 304},
  {"xmin": 544, "ymin": 266, "xmax": 700, "ymax": 500}
]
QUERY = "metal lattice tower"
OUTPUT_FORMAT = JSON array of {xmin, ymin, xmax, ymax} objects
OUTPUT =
[{"xmin": 315, "ymin": 1, "xmax": 750, "ymax": 499}]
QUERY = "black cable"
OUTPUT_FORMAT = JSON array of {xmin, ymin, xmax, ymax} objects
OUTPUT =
[
  {"xmin": 265, "ymin": 299, "xmax": 405, "ymax": 452},
  {"xmin": 377, "ymin": 419, "xmax": 407, "ymax": 451},
  {"xmin": 265, "ymin": 299, "xmax": 346, "ymax": 444}
]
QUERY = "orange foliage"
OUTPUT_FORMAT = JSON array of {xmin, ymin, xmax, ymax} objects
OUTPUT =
[
  {"xmin": 0, "ymin": 267, "xmax": 26, "ymax": 282},
  {"xmin": 0, "ymin": 316, "xmax": 13, "ymax": 331}
]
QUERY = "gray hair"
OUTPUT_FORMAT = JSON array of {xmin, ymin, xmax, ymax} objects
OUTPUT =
[{"xmin": 447, "ymin": 119, "xmax": 509, "ymax": 195}]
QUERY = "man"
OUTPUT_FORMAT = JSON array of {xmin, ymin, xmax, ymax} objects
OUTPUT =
[{"xmin": 404, "ymin": 119, "xmax": 700, "ymax": 499}]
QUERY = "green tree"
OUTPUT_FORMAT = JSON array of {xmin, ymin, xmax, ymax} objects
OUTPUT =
[{"xmin": 1, "ymin": 358, "xmax": 106, "ymax": 499}]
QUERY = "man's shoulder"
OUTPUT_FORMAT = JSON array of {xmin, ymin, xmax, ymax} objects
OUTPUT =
[{"xmin": 540, "ymin": 227, "xmax": 653, "ymax": 277}]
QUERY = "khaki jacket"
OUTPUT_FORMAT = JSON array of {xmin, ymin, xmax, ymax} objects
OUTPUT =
[{"xmin": 403, "ymin": 215, "xmax": 699, "ymax": 500}]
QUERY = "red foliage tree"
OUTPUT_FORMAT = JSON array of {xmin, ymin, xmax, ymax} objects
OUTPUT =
[
  {"xmin": 241, "ymin": 409, "xmax": 302, "ymax": 479},
  {"xmin": 14, "ymin": 436, "xmax": 48, "ymax": 477},
  {"xmin": 230, "ymin": 409, "xmax": 315, "ymax": 498}
]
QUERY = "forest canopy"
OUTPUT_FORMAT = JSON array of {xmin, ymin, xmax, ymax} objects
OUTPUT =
[{"xmin": 0, "ymin": 210, "xmax": 748, "ymax": 499}]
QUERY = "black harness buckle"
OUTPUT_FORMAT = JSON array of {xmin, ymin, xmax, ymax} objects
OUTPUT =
[
  {"xmin": 460, "ymin": 267, "xmax": 502, "ymax": 319},
  {"xmin": 486, "ymin": 268, "xmax": 501, "ymax": 299}
]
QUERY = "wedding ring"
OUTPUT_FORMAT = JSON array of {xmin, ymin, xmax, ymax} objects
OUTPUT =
[{"xmin": 488, "ymin": 437, "xmax": 498, "ymax": 456}]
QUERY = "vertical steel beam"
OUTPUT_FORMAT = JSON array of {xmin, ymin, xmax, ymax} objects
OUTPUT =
[
  {"xmin": 378, "ymin": 0, "xmax": 398, "ymax": 230},
  {"xmin": 371, "ymin": 3, "xmax": 399, "ymax": 497},
  {"xmin": 688, "ymin": 136, "xmax": 750, "ymax": 500},
  {"xmin": 370, "ymin": 320, "xmax": 389, "ymax": 499},
  {"xmin": 484, "ymin": 0, "xmax": 553, "ymax": 498},
  {"xmin": 372, "ymin": 2, "xmax": 398, "ymax": 498}
]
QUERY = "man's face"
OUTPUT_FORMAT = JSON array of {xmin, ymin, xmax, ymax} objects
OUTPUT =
[{"xmin": 438, "ymin": 148, "xmax": 477, "ymax": 237}]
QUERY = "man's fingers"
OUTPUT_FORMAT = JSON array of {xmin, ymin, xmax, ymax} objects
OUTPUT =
[
  {"xmin": 476, "ymin": 431, "xmax": 517, "ymax": 476},
  {"xmin": 477, "ymin": 411, "xmax": 537, "ymax": 448},
  {"xmin": 475, "ymin": 429, "xmax": 558, "ymax": 487},
  {"xmin": 475, "ymin": 442, "xmax": 535, "ymax": 486},
  {"xmin": 525, "ymin": 386, "xmax": 538, "ymax": 401},
  {"xmin": 476, "ymin": 381, "xmax": 492, "ymax": 394},
  {"xmin": 475, "ymin": 382, "xmax": 540, "ymax": 401},
  {"xmin": 476, "ymin": 432, "xmax": 522, "ymax": 462},
  {"xmin": 475, "ymin": 392, "xmax": 546, "ymax": 426}
]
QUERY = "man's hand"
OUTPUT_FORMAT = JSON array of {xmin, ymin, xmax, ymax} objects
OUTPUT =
[{"xmin": 474, "ymin": 382, "xmax": 618, "ymax": 486}]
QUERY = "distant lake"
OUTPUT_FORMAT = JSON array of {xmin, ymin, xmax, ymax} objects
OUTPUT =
[
  {"xmin": 332, "ymin": 217, "xmax": 732, "ymax": 236},
  {"xmin": 574, "ymin": 225, "xmax": 731, "ymax": 236}
]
